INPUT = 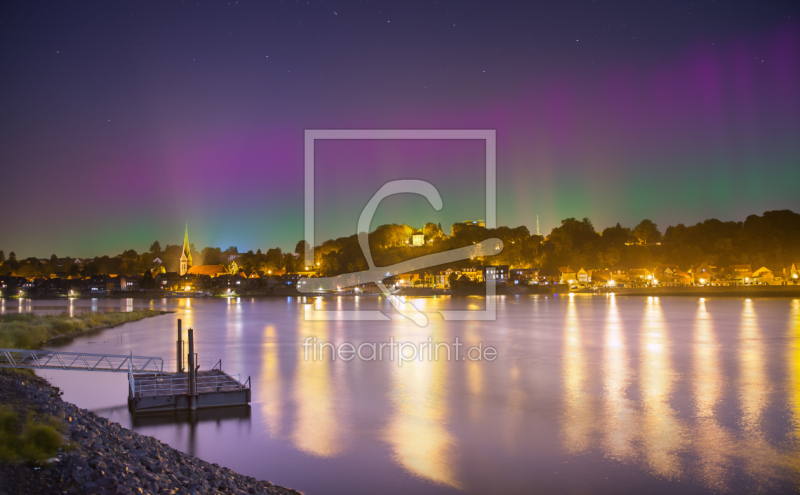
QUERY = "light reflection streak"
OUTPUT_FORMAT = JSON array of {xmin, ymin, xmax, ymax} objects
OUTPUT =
[
  {"xmin": 736, "ymin": 299, "xmax": 782, "ymax": 483},
  {"xmin": 639, "ymin": 297, "xmax": 685, "ymax": 478},
  {"xmin": 739, "ymin": 299, "xmax": 767, "ymax": 432},
  {"xmin": 260, "ymin": 325, "xmax": 282, "ymax": 435},
  {"xmin": 291, "ymin": 318, "xmax": 342, "ymax": 457},
  {"xmin": 691, "ymin": 298, "xmax": 733, "ymax": 490},
  {"xmin": 601, "ymin": 294, "xmax": 636, "ymax": 461},
  {"xmin": 386, "ymin": 319, "xmax": 461, "ymax": 488},
  {"xmin": 561, "ymin": 295, "xmax": 592, "ymax": 454},
  {"xmin": 788, "ymin": 300, "xmax": 800, "ymax": 478}
]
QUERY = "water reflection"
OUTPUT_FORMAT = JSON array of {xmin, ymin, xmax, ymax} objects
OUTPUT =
[
  {"xmin": 259, "ymin": 325, "xmax": 282, "ymax": 435},
  {"xmin": 561, "ymin": 294, "xmax": 593, "ymax": 454},
  {"xmin": 737, "ymin": 299, "xmax": 783, "ymax": 484},
  {"xmin": 691, "ymin": 298, "xmax": 732, "ymax": 490},
  {"xmin": 601, "ymin": 294, "xmax": 636, "ymax": 461},
  {"xmin": 291, "ymin": 317, "xmax": 343, "ymax": 457},
  {"xmin": 386, "ymin": 319, "xmax": 461, "ymax": 489},
  {"xmin": 740, "ymin": 299, "xmax": 767, "ymax": 432},
  {"xmin": 28, "ymin": 296, "xmax": 800, "ymax": 494},
  {"xmin": 639, "ymin": 297, "xmax": 685, "ymax": 478},
  {"xmin": 789, "ymin": 300, "xmax": 800, "ymax": 476}
]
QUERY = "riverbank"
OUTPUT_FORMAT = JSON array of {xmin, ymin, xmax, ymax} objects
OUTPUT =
[
  {"xmin": 592, "ymin": 284, "xmax": 800, "ymax": 297},
  {"xmin": 0, "ymin": 370, "xmax": 298, "ymax": 495},
  {"xmin": 0, "ymin": 310, "xmax": 170, "ymax": 350}
]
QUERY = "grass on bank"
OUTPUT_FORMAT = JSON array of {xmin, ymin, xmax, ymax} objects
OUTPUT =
[
  {"xmin": 0, "ymin": 310, "xmax": 168, "ymax": 350},
  {"xmin": 0, "ymin": 406, "xmax": 69, "ymax": 464}
]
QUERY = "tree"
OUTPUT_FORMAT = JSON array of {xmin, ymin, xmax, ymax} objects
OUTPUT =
[
  {"xmin": 283, "ymin": 253, "xmax": 298, "ymax": 273},
  {"xmin": 9, "ymin": 251, "xmax": 16, "ymax": 262},
  {"xmin": 228, "ymin": 261, "xmax": 239, "ymax": 275},
  {"xmin": 547, "ymin": 218, "xmax": 598, "ymax": 252},
  {"xmin": 634, "ymin": 219, "xmax": 661, "ymax": 245},
  {"xmin": 601, "ymin": 223, "xmax": 634, "ymax": 247},
  {"xmin": 423, "ymin": 222, "xmax": 445, "ymax": 241},
  {"xmin": 295, "ymin": 240, "xmax": 310, "ymax": 267},
  {"xmin": 0, "ymin": 251, "xmax": 4, "ymax": 263},
  {"xmin": 149, "ymin": 241, "xmax": 161, "ymax": 254},
  {"xmin": 200, "ymin": 247, "xmax": 222, "ymax": 265},
  {"xmin": 265, "ymin": 248, "xmax": 283, "ymax": 270}
]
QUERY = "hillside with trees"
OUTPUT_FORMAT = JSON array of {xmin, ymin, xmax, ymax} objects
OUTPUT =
[{"xmin": 1, "ymin": 210, "xmax": 798, "ymax": 278}]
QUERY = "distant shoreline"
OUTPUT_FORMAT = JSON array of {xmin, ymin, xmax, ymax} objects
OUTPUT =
[{"xmin": 7, "ymin": 284, "xmax": 800, "ymax": 301}]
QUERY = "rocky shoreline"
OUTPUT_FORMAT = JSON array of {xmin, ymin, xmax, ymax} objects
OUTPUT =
[{"xmin": 0, "ymin": 371, "xmax": 300, "ymax": 495}]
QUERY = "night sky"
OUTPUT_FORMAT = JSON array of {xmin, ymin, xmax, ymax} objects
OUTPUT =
[{"xmin": 1, "ymin": 1, "xmax": 798, "ymax": 258}]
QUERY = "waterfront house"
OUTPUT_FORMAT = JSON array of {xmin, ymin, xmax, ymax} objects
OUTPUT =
[
  {"xmin": 788, "ymin": 263, "xmax": 800, "ymax": 283},
  {"xmin": 591, "ymin": 269, "xmax": 611, "ymax": 285},
  {"xmin": 155, "ymin": 271, "xmax": 180, "ymax": 290},
  {"xmin": 461, "ymin": 267, "xmax": 483, "ymax": 282},
  {"xmin": 510, "ymin": 268, "xmax": 539, "ymax": 285},
  {"xmin": 726, "ymin": 264, "xmax": 753, "ymax": 284},
  {"xmin": 118, "ymin": 275, "xmax": 141, "ymax": 291},
  {"xmin": 433, "ymin": 273, "xmax": 449, "ymax": 287},
  {"xmin": 483, "ymin": 265, "xmax": 510, "ymax": 283},
  {"xmin": 538, "ymin": 267, "xmax": 561, "ymax": 284},
  {"xmin": 215, "ymin": 273, "xmax": 244, "ymax": 289},
  {"xmin": 627, "ymin": 268, "xmax": 654, "ymax": 284},
  {"xmin": 690, "ymin": 262, "xmax": 715, "ymax": 285},
  {"xmin": 751, "ymin": 266, "xmax": 774, "ymax": 284},
  {"xmin": 654, "ymin": 264, "xmax": 680, "ymax": 283},
  {"xmin": 87, "ymin": 275, "xmax": 111, "ymax": 294},
  {"xmin": 558, "ymin": 267, "xmax": 577, "ymax": 284}
]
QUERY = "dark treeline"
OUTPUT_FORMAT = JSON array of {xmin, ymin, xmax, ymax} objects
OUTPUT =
[
  {"xmin": 1, "ymin": 210, "xmax": 798, "ymax": 278},
  {"xmin": 307, "ymin": 209, "xmax": 800, "ymax": 276}
]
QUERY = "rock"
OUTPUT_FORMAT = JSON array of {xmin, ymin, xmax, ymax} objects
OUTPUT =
[
  {"xmin": 71, "ymin": 468, "xmax": 92, "ymax": 484},
  {"xmin": 97, "ymin": 476, "xmax": 119, "ymax": 489},
  {"xmin": 82, "ymin": 481, "xmax": 102, "ymax": 495},
  {"xmin": 0, "ymin": 370, "xmax": 301, "ymax": 495}
]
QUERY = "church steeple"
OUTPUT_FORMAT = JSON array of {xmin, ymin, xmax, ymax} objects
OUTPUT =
[{"xmin": 179, "ymin": 223, "xmax": 192, "ymax": 275}]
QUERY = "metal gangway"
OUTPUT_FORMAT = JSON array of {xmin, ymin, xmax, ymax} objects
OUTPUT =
[{"xmin": 0, "ymin": 348, "xmax": 164, "ymax": 374}]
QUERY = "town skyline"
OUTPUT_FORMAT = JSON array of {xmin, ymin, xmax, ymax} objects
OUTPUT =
[{"xmin": 2, "ymin": 208, "xmax": 798, "ymax": 278}]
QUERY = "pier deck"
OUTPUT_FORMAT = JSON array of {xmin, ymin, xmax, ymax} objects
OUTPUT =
[{"xmin": 128, "ymin": 370, "xmax": 251, "ymax": 413}]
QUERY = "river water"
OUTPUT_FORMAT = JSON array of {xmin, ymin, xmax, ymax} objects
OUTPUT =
[{"xmin": 9, "ymin": 295, "xmax": 800, "ymax": 493}]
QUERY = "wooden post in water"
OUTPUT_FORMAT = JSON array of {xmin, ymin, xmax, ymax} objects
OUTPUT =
[
  {"xmin": 188, "ymin": 327, "xmax": 196, "ymax": 410},
  {"xmin": 176, "ymin": 319, "xmax": 183, "ymax": 373}
]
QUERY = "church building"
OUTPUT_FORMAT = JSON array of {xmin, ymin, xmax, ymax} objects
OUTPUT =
[
  {"xmin": 179, "ymin": 224, "xmax": 192, "ymax": 276},
  {"xmin": 180, "ymin": 225, "xmax": 229, "ymax": 278}
]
